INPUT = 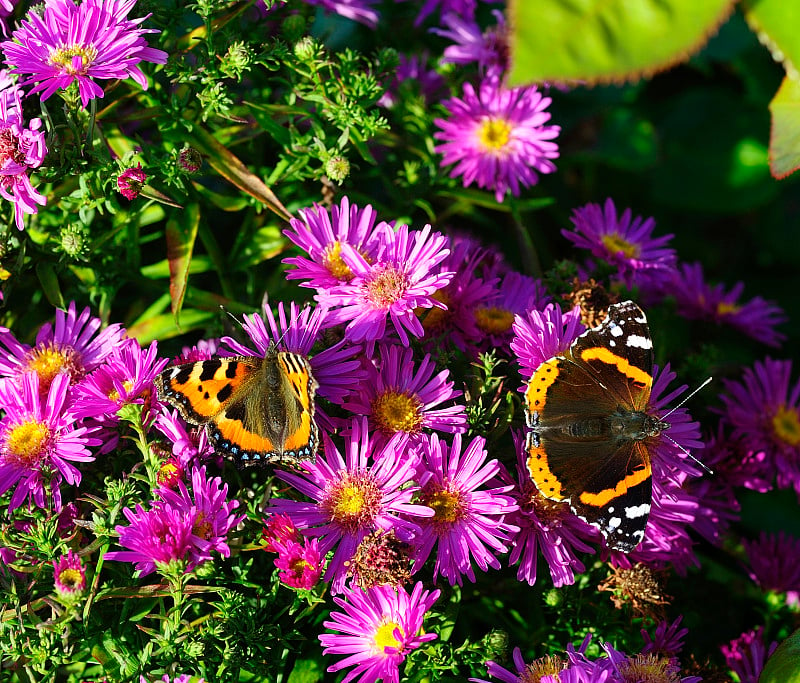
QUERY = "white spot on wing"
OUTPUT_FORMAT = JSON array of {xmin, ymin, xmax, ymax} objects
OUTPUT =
[
  {"xmin": 626, "ymin": 334, "xmax": 652, "ymax": 349},
  {"xmin": 607, "ymin": 516, "xmax": 622, "ymax": 530},
  {"xmin": 625, "ymin": 503, "xmax": 650, "ymax": 519}
]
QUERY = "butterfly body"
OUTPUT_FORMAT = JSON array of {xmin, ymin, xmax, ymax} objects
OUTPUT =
[
  {"xmin": 524, "ymin": 301, "xmax": 666, "ymax": 552},
  {"xmin": 155, "ymin": 344, "xmax": 318, "ymax": 467}
]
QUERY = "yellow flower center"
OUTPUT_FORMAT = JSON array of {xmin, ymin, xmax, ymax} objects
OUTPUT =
[
  {"xmin": 474, "ymin": 306, "xmax": 514, "ymax": 335},
  {"xmin": 371, "ymin": 390, "xmax": 424, "ymax": 434},
  {"xmin": 716, "ymin": 301, "xmax": 740, "ymax": 317},
  {"xmin": 617, "ymin": 653, "xmax": 676, "ymax": 683},
  {"xmin": 48, "ymin": 44, "xmax": 99, "ymax": 75},
  {"xmin": 424, "ymin": 488, "xmax": 462, "ymax": 525},
  {"xmin": 324, "ymin": 472, "xmax": 381, "ymax": 532},
  {"xmin": 157, "ymin": 461, "xmax": 182, "ymax": 486},
  {"xmin": 6, "ymin": 421, "xmax": 51, "ymax": 466},
  {"xmin": 107, "ymin": 380, "xmax": 135, "ymax": 403},
  {"xmin": 364, "ymin": 263, "xmax": 409, "ymax": 309},
  {"xmin": 193, "ymin": 512, "xmax": 214, "ymax": 540},
  {"xmin": 373, "ymin": 620, "xmax": 403, "ymax": 652},
  {"xmin": 601, "ymin": 233, "xmax": 639, "ymax": 259},
  {"xmin": 57, "ymin": 568, "xmax": 84, "ymax": 591},
  {"xmin": 520, "ymin": 654, "xmax": 566, "ymax": 683},
  {"xmin": 0, "ymin": 266, "xmax": 10, "ymax": 281},
  {"xmin": 772, "ymin": 405, "xmax": 800, "ymax": 446},
  {"xmin": 323, "ymin": 241, "xmax": 355, "ymax": 281},
  {"xmin": 26, "ymin": 344, "xmax": 84, "ymax": 395},
  {"xmin": 333, "ymin": 484, "xmax": 366, "ymax": 517},
  {"xmin": 417, "ymin": 290, "xmax": 451, "ymax": 331},
  {"xmin": 477, "ymin": 117, "xmax": 512, "ymax": 152}
]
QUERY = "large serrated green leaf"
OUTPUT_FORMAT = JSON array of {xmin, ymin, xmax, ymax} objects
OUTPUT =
[
  {"xmin": 508, "ymin": 0, "xmax": 734, "ymax": 86},
  {"xmin": 769, "ymin": 75, "xmax": 800, "ymax": 179},
  {"xmin": 742, "ymin": 0, "xmax": 800, "ymax": 78},
  {"xmin": 759, "ymin": 628, "xmax": 800, "ymax": 683}
]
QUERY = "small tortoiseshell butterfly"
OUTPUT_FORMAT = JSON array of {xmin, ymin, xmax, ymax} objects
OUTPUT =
[
  {"xmin": 155, "ymin": 343, "xmax": 319, "ymax": 467},
  {"xmin": 523, "ymin": 300, "xmax": 666, "ymax": 552}
]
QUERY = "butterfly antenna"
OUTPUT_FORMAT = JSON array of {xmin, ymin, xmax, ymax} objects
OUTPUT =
[
  {"xmin": 660, "ymin": 376, "xmax": 714, "ymax": 475},
  {"xmin": 219, "ymin": 305, "xmax": 246, "ymax": 331},
  {"xmin": 661, "ymin": 376, "xmax": 713, "ymax": 421}
]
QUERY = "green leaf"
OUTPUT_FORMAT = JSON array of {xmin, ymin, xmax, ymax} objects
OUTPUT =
[
  {"xmin": 742, "ymin": 0, "xmax": 800, "ymax": 78},
  {"xmin": 760, "ymin": 628, "xmax": 800, "ymax": 683},
  {"xmin": 35, "ymin": 262, "xmax": 64, "ymax": 308},
  {"xmin": 185, "ymin": 125, "xmax": 294, "ymax": 222},
  {"xmin": 126, "ymin": 308, "xmax": 216, "ymax": 344},
  {"xmin": 508, "ymin": 0, "xmax": 735, "ymax": 86},
  {"xmin": 769, "ymin": 75, "xmax": 800, "ymax": 179},
  {"xmin": 166, "ymin": 202, "xmax": 201, "ymax": 323}
]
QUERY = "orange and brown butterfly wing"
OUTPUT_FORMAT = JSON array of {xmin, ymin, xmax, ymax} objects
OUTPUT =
[
  {"xmin": 155, "ymin": 357, "xmax": 260, "ymax": 425},
  {"xmin": 275, "ymin": 351, "xmax": 319, "ymax": 460}
]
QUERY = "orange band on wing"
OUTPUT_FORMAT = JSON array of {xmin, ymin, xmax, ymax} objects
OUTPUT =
[
  {"xmin": 525, "ymin": 358, "xmax": 561, "ymax": 414},
  {"xmin": 282, "ymin": 413, "xmax": 313, "ymax": 451},
  {"xmin": 215, "ymin": 417, "xmax": 277, "ymax": 453},
  {"xmin": 526, "ymin": 440, "xmax": 566, "ymax": 501},
  {"xmin": 579, "ymin": 347, "xmax": 651, "ymax": 387},
  {"xmin": 578, "ymin": 462, "xmax": 651, "ymax": 507}
]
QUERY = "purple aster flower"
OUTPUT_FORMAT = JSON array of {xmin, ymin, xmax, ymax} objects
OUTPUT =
[
  {"xmin": 157, "ymin": 465, "xmax": 244, "ymax": 566},
  {"xmin": 397, "ymin": 0, "xmax": 499, "ymax": 26},
  {"xmin": 562, "ymin": 198, "xmax": 677, "ymax": 290},
  {"xmin": 221, "ymin": 302, "xmax": 365, "ymax": 430},
  {"xmin": 319, "ymin": 580, "xmax": 439, "ymax": 683},
  {"xmin": 1, "ymin": 0, "xmax": 168, "ymax": 108},
  {"xmin": 72, "ymin": 337, "xmax": 168, "ymax": 421},
  {"xmin": 53, "ymin": 549, "xmax": 86, "ymax": 600},
  {"xmin": 269, "ymin": 418, "xmax": 432, "ymax": 593},
  {"xmin": 641, "ymin": 616, "xmax": 690, "ymax": 659},
  {"xmin": 504, "ymin": 431, "xmax": 598, "ymax": 587},
  {"xmin": 511, "ymin": 303, "xmax": 584, "ymax": 382},
  {"xmin": 116, "ymin": 162, "xmax": 146, "ymax": 200},
  {"xmin": 598, "ymin": 640, "xmax": 702, "ymax": 683},
  {"xmin": 317, "ymin": 223, "xmax": 454, "ymax": 353},
  {"xmin": 473, "ymin": 270, "xmax": 548, "ymax": 351},
  {"xmin": 343, "ymin": 344, "xmax": 467, "ymax": 438},
  {"xmin": 262, "ymin": 511, "xmax": 302, "ymax": 552},
  {"xmin": 721, "ymin": 628, "xmax": 777, "ymax": 683},
  {"xmin": 434, "ymin": 72, "xmax": 560, "ymax": 203},
  {"xmin": 0, "ymin": 2, "xmax": 19, "ymax": 38},
  {"xmin": 743, "ymin": 531, "xmax": 800, "ymax": 605},
  {"xmin": 0, "ymin": 372, "xmax": 96, "ymax": 512},
  {"xmin": 469, "ymin": 646, "xmax": 568, "ymax": 683},
  {"xmin": 412, "ymin": 432, "xmax": 518, "ymax": 585},
  {"xmin": 303, "ymin": 0, "xmax": 379, "ymax": 27},
  {"xmin": 175, "ymin": 337, "xmax": 221, "ymax": 364},
  {"xmin": 0, "ymin": 301, "xmax": 124, "ymax": 395},
  {"xmin": 669, "ymin": 261, "xmax": 786, "ymax": 347},
  {"xmin": 272, "ymin": 537, "xmax": 324, "ymax": 590},
  {"xmin": 686, "ymin": 427, "xmax": 741, "ymax": 545},
  {"xmin": 718, "ymin": 358, "xmax": 800, "ymax": 495},
  {"xmin": 417, "ymin": 233, "xmax": 498, "ymax": 352},
  {"xmin": 0, "ymin": 78, "xmax": 47, "ymax": 230},
  {"xmin": 379, "ymin": 51, "xmax": 447, "ymax": 107},
  {"xmin": 283, "ymin": 196, "xmax": 393, "ymax": 291},
  {"xmin": 433, "ymin": 10, "xmax": 508, "ymax": 73}
]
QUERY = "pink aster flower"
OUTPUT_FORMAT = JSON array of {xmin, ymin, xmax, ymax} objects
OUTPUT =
[
  {"xmin": 175, "ymin": 337, "xmax": 221, "ymax": 364},
  {"xmin": 319, "ymin": 580, "xmax": 439, "ymax": 683},
  {"xmin": 72, "ymin": 337, "xmax": 168, "ymax": 422},
  {"xmin": 269, "ymin": 418, "xmax": 433, "ymax": 593},
  {"xmin": 1, "ymin": 0, "xmax": 168, "ymax": 108},
  {"xmin": 721, "ymin": 627, "xmax": 777, "ymax": 683},
  {"xmin": 0, "ymin": 372, "xmax": 96, "ymax": 512},
  {"xmin": 718, "ymin": 358, "xmax": 800, "ymax": 495},
  {"xmin": 380, "ymin": 51, "xmax": 447, "ymax": 107},
  {"xmin": 397, "ymin": 0, "xmax": 497, "ymax": 26},
  {"xmin": 433, "ymin": 10, "xmax": 508, "ymax": 73},
  {"xmin": 262, "ymin": 512, "xmax": 302, "ymax": 552},
  {"xmin": 317, "ymin": 223, "xmax": 454, "ymax": 354},
  {"xmin": 272, "ymin": 537, "xmax": 324, "ymax": 590},
  {"xmin": 434, "ymin": 73, "xmax": 560, "ymax": 203},
  {"xmin": 0, "ymin": 79, "xmax": 47, "ymax": 230},
  {"xmin": 343, "ymin": 344, "xmax": 467, "ymax": 439},
  {"xmin": 669, "ymin": 262, "xmax": 786, "ymax": 347},
  {"xmin": 303, "ymin": 0, "xmax": 379, "ymax": 27},
  {"xmin": 470, "ymin": 645, "xmax": 569, "ymax": 683},
  {"xmin": 106, "ymin": 466, "xmax": 243, "ymax": 576},
  {"xmin": 0, "ymin": 301, "xmax": 124, "ymax": 395},
  {"xmin": 562, "ymin": 198, "xmax": 677, "ymax": 290},
  {"xmin": 505, "ymin": 431, "xmax": 598, "ymax": 587},
  {"xmin": 412, "ymin": 432, "xmax": 518, "ymax": 586},
  {"xmin": 116, "ymin": 162, "xmax": 146, "ymax": 199},
  {"xmin": 154, "ymin": 408, "xmax": 215, "ymax": 468},
  {"xmin": 283, "ymin": 196, "xmax": 392, "ymax": 291},
  {"xmin": 510, "ymin": 303, "xmax": 584, "ymax": 382},
  {"xmin": 53, "ymin": 549, "xmax": 86, "ymax": 600},
  {"xmin": 641, "ymin": 616, "xmax": 690, "ymax": 659}
]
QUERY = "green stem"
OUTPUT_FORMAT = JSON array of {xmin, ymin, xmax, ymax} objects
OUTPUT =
[{"xmin": 509, "ymin": 197, "xmax": 542, "ymax": 279}]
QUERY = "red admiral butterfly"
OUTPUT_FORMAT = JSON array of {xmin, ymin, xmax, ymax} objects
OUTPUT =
[{"xmin": 524, "ymin": 300, "xmax": 667, "ymax": 552}]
